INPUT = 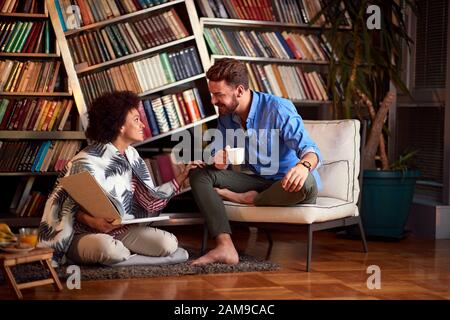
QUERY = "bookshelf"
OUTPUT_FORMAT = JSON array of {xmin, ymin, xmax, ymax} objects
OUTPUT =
[
  {"xmin": 196, "ymin": 0, "xmax": 348, "ymax": 120},
  {"xmin": 44, "ymin": 0, "xmax": 218, "ymax": 226},
  {"xmin": 0, "ymin": 2, "xmax": 85, "ymax": 227},
  {"xmin": 47, "ymin": 0, "xmax": 216, "ymax": 132}
]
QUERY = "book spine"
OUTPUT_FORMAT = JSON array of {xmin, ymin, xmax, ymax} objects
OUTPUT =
[
  {"xmin": 159, "ymin": 52, "xmax": 175, "ymax": 83},
  {"xmin": 142, "ymin": 99, "xmax": 160, "ymax": 136},
  {"xmin": 54, "ymin": 0, "xmax": 67, "ymax": 32},
  {"xmin": 192, "ymin": 87, "xmax": 206, "ymax": 119},
  {"xmin": 137, "ymin": 103, "xmax": 152, "ymax": 139}
]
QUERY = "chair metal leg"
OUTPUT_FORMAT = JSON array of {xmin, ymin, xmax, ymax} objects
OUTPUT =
[
  {"xmin": 200, "ymin": 223, "xmax": 208, "ymax": 255},
  {"xmin": 262, "ymin": 229, "xmax": 273, "ymax": 260},
  {"xmin": 306, "ymin": 225, "xmax": 313, "ymax": 272},
  {"xmin": 357, "ymin": 216, "xmax": 369, "ymax": 253}
]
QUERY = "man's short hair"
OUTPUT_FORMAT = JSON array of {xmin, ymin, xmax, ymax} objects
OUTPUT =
[{"xmin": 206, "ymin": 58, "xmax": 249, "ymax": 90}]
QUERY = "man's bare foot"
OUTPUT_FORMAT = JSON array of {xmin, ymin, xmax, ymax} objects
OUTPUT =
[
  {"xmin": 191, "ymin": 233, "xmax": 239, "ymax": 265},
  {"xmin": 191, "ymin": 245, "xmax": 239, "ymax": 265},
  {"xmin": 214, "ymin": 188, "xmax": 258, "ymax": 204}
]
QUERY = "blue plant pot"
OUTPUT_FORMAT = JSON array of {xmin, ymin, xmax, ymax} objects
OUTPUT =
[{"xmin": 361, "ymin": 170, "xmax": 421, "ymax": 239}]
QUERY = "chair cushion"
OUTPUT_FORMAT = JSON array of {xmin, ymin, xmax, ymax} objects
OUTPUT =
[
  {"xmin": 110, "ymin": 247, "xmax": 189, "ymax": 267},
  {"xmin": 317, "ymin": 160, "xmax": 350, "ymax": 201},
  {"xmin": 224, "ymin": 197, "xmax": 359, "ymax": 225},
  {"xmin": 304, "ymin": 120, "xmax": 361, "ymax": 204}
]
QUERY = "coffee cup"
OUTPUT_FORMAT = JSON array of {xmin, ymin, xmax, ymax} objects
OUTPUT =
[{"xmin": 227, "ymin": 147, "xmax": 245, "ymax": 165}]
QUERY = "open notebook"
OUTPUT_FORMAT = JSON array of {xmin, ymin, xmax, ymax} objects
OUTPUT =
[{"xmin": 59, "ymin": 171, "xmax": 169, "ymax": 225}]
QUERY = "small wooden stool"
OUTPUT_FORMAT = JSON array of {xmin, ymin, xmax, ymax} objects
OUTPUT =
[{"xmin": 0, "ymin": 247, "xmax": 63, "ymax": 299}]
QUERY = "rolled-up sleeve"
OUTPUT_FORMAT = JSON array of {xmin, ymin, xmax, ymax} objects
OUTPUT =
[{"xmin": 275, "ymin": 109, "xmax": 322, "ymax": 168}]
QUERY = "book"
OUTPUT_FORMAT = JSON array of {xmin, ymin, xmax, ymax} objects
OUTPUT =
[{"xmin": 60, "ymin": 171, "xmax": 170, "ymax": 225}]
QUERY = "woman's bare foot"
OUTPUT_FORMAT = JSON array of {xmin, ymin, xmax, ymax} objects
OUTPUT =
[{"xmin": 214, "ymin": 188, "xmax": 258, "ymax": 204}]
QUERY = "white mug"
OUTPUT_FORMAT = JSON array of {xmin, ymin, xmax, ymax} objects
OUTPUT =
[{"xmin": 227, "ymin": 147, "xmax": 245, "ymax": 165}]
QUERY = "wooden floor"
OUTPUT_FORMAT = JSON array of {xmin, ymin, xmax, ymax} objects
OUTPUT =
[{"xmin": 1, "ymin": 225, "xmax": 449, "ymax": 300}]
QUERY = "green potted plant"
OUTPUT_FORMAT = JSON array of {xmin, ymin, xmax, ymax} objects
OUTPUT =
[{"xmin": 315, "ymin": 0, "xmax": 420, "ymax": 238}]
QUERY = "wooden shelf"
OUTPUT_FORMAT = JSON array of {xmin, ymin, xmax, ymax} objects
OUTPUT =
[
  {"xmin": 201, "ymin": 17, "xmax": 352, "ymax": 30},
  {"xmin": 0, "ymin": 172, "xmax": 59, "ymax": 176},
  {"xmin": 76, "ymin": 36, "xmax": 196, "ymax": 75},
  {"xmin": 133, "ymin": 114, "xmax": 218, "ymax": 147},
  {"xmin": 64, "ymin": 0, "xmax": 185, "ymax": 37},
  {"xmin": 0, "ymin": 53, "xmax": 60, "ymax": 58},
  {"xmin": 211, "ymin": 55, "xmax": 329, "ymax": 65},
  {"xmin": 0, "ymin": 12, "xmax": 47, "ymax": 19},
  {"xmin": 0, "ymin": 131, "xmax": 85, "ymax": 140},
  {"xmin": 138, "ymin": 73, "xmax": 206, "ymax": 97},
  {"xmin": 201, "ymin": 17, "xmax": 322, "ymax": 29},
  {"xmin": 0, "ymin": 92, "xmax": 72, "ymax": 97},
  {"xmin": 0, "ymin": 214, "xmax": 41, "ymax": 227},
  {"xmin": 292, "ymin": 100, "xmax": 333, "ymax": 105}
]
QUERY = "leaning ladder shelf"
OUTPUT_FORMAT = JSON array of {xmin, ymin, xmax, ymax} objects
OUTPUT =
[{"xmin": 0, "ymin": 4, "xmax": 85, "ymax": 227}]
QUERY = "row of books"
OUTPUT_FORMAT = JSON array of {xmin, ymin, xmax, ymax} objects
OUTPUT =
[
  {"xmin": 0, "ymin": 0, "xmax": 43, "ymax": 13},
  {"xmin": 198, "ymin": 0, "xmax": 350, "ymax": 26},
  {"xmin": 15, "ymin": 190, "xmax": 46, "ymax": 217},
  {"xmin": 55, "ymin": 0, "xmax": 174, "ymax": 31},
  {"xmin": 204, "ymin": 28, "xmax": 332, "ymax": 61},
  {"xmin": 0, "ymin": 60, "xmax": 62, "ymax": 92},
  {"xmin": 0, "ymin": 139, "xmax": 82, "ymax": 172},
  {"xmin": 143, "ymin": 152, "xmax": 190, "ymax": 190},
  {"xmin": 0, "ymin": 21, "xmax": 52, "ymax": 53},
  {"xmin": 68, "ymin": 8, "xmax": 189, "ymax": 69},
  {"xmin": 79, "ymin": 46, "xmax": 203, "ymax": 105},
  {"xmin": 198, "ymin": 0, "xmax": 275, "ymax": 22},
  {"xmin": 139, "ymin": 87, "xmax": 206, "ymax": 138},
  {"xmin": 0, "ymin": 98, "xmax": 73, "ymax": 131},
  {"xmin": 245, "ymin": 62, "xmax": 329, "ymax": 101},
  {"xmin": 9, "ymin": 177, "xmax": 47, "ymax": 217}
]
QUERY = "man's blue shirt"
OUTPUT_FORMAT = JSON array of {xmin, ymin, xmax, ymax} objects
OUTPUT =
[{"xmin": 210, "ymin": 91, "xmax": 322, "ymax": 190}]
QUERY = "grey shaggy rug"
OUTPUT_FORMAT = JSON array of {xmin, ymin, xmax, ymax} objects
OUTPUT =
[{"xmin": 0, "ymin": 250, "xmax": 279, "ymax": 283}]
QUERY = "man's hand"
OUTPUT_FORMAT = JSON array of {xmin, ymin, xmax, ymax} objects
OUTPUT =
[
  {"xmin": 213, "ymin": 145, "xmax": 231, "ymax": 170},
  {"xmin": 281, "ymin": 163, "xmax": 309, "ymax": 193}
]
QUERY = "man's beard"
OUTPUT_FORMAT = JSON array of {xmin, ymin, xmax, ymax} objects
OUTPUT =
[{"xmin": 217, "ymin": 96, "xmax": 239, "ymax": 116}]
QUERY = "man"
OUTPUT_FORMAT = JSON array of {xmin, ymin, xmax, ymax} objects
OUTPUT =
[{"xmin": 189, "ymin": 58, "xmax": 322, "ymax": 265}]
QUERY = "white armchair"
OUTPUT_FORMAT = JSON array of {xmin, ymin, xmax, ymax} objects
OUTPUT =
[{"xmin": 201, "ymin": 119, "xmax": 368, "ymax": 271}]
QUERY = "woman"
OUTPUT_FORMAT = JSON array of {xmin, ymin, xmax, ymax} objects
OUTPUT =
[{"xmin": 38, "ymin": 91, "xmax": 200, "ymax": 265}]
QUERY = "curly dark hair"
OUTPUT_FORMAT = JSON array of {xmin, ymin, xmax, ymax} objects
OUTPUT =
[
  {"xmin": 85, "ymin": 91, "xmax": 140, "ymax": 143},
  {"xmin": 206, "ymin": 58, "xmax": 249, "ymax": 90}
]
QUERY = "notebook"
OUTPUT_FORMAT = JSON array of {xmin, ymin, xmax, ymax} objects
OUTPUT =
[{"xmin": 59, "ymin": 171, "xmax": 169, "ymax": 225}]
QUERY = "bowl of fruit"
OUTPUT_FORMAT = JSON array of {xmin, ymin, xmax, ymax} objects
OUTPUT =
[{"xmin": 0, "ymin": 223, "xmax": 17, "ymax": 246}]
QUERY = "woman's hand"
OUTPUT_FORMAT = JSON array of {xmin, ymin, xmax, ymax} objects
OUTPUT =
[
  {"xmin": 75, "ymin": 210, "xmax": 121, "ymax": 233},
  {"xmin": 176, "ymin": 160, "xmax": 204, "ymax": 186},
  {"xmin": 90, "ymin": 217, "xmax": 121, "ymax": 233}
]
